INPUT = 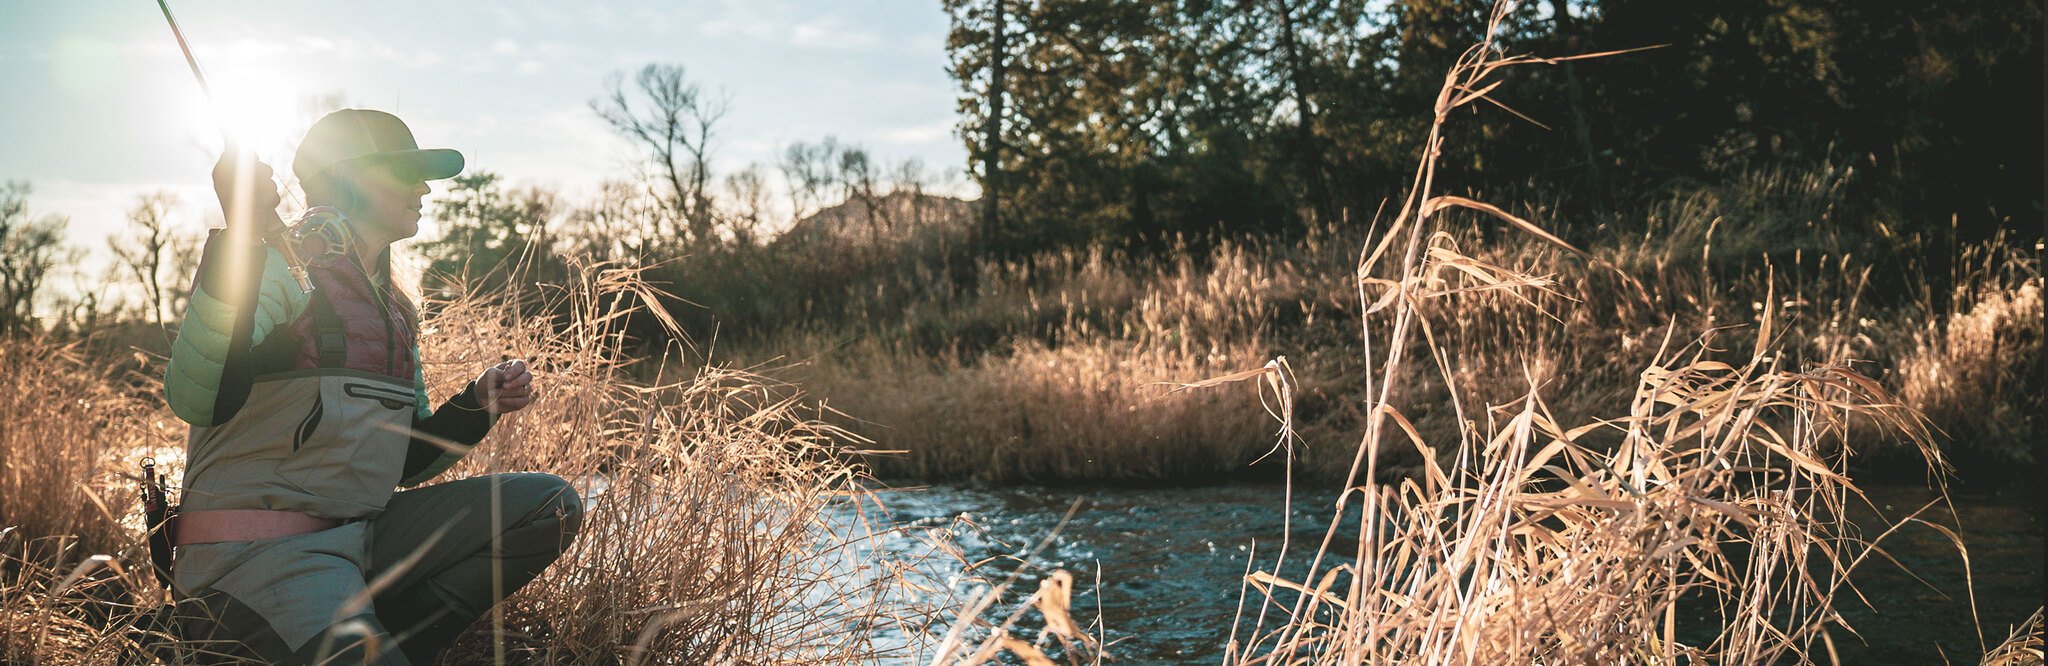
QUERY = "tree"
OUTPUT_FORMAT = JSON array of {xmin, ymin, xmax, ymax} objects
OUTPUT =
[
  {"xmin": 0, "ymin": 182, "xmax": 76, "ymax": 336},
  {"xmin": 837, "ymin": 146, "xmax": 890, "ymax": 249},
  {"xmin": 778, "ymin": 138, "xmax": 844, "ymax": 225},
  {"xmin": 949, "ymin": 0, "xmax": 1158, "ymax": 250},
  {"xmin": 563, "ymin": 179, "xmax": 663, "ymax": 262},
  {"xmin": 1263, "ymin": 0, "xmax": 1335, "ymax": 221},
  {"xmin": 109, "ymin": 191, "xmax": 200, "ymax": 327},
  {"xmin": 944, "ymin": 0, "xmax": 1309, "ymax": 250},
  {"xmin": 935, "ymin": 0, "xmax": 2040, "ymax": 252},
  {"xmin": 721, "ymin": 165, "xmax": 772, "ymax": 248},
  {"xmin": 942, "ymin": 0, "xmax": 1007, "ymax": 257},
  {"xmin": 1570, "ymin": 0, "xmax": 2042, "ymax": 242},
  {"xmin": 591, "ymin": 64, "xmax": 730, "ymax": 250},
  {"xmin": 421, "ymin": 171, "xmax": 559, "ymax": 293}
]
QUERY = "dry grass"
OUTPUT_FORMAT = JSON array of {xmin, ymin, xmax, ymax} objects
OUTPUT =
[
  {"xmin": 702, "ymin": 102, "xmax": 2039, "ymax": 487},
  {"xmin": 754, "ymin": 230, "xmax": 1371, "ymax": 482},
  {"xmin": 782, "ymin": 335, "xmax": 1276, "ymax": 482},
  {"xmin": 1208, "ymin": 4, "xmax": 2037, "ymax": 663},
  {"xmin": 737, "ymin": 181, "xmax": 2039, "ymax": 485},
  {"xmin": 0, "ymin": 335, "xmax": 181, "ymax": 663},
  {"xmin": 0, "ymin": 260, "xmax": 969, "ymax": 664},
  {"xmin": 0, "ymin": 322, "xmax": 187, "ymax": 661},
  {"xmin": 1893, "ymin": 237, "xmax": 2044, "ymax": 467},
  {"xmin": 1981, "ymin": 607, "xmax": 2045, "ymax": 666},
  {"xmin": 416, "ymin": 265, "xmax": 946, "ymax": 663},
  {"xmin": 2, "ymin": 2, "xmax": 2038, "ymax": 662}
]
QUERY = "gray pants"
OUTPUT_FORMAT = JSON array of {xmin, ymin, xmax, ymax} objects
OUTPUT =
[{"xmin": 173, "ymin": 473, "xmax": 584, "ymax": 665}]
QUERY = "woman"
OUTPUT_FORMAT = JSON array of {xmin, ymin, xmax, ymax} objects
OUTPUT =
[{"xmin": 162, "ymin": 109, "xmax": 582, "ymax": 665}]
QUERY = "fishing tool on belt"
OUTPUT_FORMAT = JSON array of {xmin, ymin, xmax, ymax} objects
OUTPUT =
[
  {"xmin": 155, "ymin": 0, "xmax": 339, "ymax": 294},
  {"xmin": 140, "ymin": 458, "xmax": 179, "ymax": 589},
  {"xmin": 127, "ymin": 459, "xmax": 184, "ymax": 659}
]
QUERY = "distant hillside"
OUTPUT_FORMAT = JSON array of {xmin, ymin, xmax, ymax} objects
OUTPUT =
[{"xmin": 774, "ymin": 191, "xmax": 974, "ymax": 251}]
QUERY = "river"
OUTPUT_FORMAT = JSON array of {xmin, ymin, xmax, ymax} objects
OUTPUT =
[{"xmin": 845, "ymin": 481, "xmax": 2042, "ymax": 664}]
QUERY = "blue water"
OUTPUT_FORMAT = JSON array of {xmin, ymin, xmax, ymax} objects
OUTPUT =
[{"xmin": 839, "ymin": 482, "xmax": 2040, "ymax": 664}]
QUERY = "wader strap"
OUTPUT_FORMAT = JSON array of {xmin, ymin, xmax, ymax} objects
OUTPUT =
[
  {"xmin": 310, "ymin": 286, "xmax": 347, "ymax": 368},
  {"xmin": 173, "ymin": 510, "xmax": 342, "ymax": 546}
]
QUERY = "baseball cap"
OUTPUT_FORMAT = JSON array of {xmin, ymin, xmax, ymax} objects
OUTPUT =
[{"xmin": 292, "ymin": 109, "xmax": 465, "ymax": 184}]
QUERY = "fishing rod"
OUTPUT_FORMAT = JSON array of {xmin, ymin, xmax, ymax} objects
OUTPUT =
[
  {"xmin": 135, "ymin": 0, "xmax": 357, "ymax": 593},
  {"xmin": 155, "ymin": 0, "xmax": 352, "ymax": 294}
]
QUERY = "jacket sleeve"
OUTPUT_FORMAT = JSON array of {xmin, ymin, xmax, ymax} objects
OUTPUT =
[
  {"xmin": 398, "ymin": 359, "xmax": 496, "ymax": 487},
  {"xmin": 163, "ymin": 232, "xmax": 305, "ymax": 427}
]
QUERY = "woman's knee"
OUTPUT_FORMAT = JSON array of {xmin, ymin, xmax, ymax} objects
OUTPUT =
[{"xmin": 502, "ymin": 472, "xmax": 584, "ymax": 546}]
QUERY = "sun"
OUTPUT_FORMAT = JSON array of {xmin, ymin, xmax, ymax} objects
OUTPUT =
[{"xmin": 175, "ymin": 58, "xmax": 317, "ymax": 172}]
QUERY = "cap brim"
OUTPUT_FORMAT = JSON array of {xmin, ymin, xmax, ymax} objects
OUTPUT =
[
  {"xmin": 334, "ymin": 148, "xmax": 465, "ymax": 181},
  {"xmin": 387, "ymin": 148, "xmax": 465, "ymax": 180}
]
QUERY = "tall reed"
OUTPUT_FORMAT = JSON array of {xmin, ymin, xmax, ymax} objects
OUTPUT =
[
  {"xmin": 0, "ymin": 338, "xmax": 169, "ymax": 663},
  {"xmin": 1216, "ymin": 3, "xmax": 2024, "ymax": 663}
]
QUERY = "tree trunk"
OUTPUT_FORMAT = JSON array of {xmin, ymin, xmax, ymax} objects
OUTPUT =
[
  {"xmin": 1549, "ymin": 0, "xmax": 1604, "ymax": 188},
  {"xmin": 980, "ymin": 0, "xmax": 1008, "ymax": 257},
  {"xmin": 1274, "ymin": 0, "xmax": 1330, "ymax": 223}
]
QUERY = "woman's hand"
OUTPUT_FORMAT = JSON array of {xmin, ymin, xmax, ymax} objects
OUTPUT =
[
  {"xmin": 210, "ymin": 144, "xmax": 285, "ymax": 236},
  {"xmin": 473, "ymin": 359, "xmax": 535, "ymax": 415}
]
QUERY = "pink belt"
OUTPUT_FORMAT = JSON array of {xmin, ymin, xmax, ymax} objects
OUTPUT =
[{"xmin": 173, "ymin": 509, "xmax": 342, "ymax": 546}]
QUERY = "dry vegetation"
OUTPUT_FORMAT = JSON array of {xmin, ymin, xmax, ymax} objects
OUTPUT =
[
  {"xmin": 2, "ymin": 2, "xmax": 2039, "ymax": 663},
  {"xmin": 753, "ymin": 172, "xmax": 2040, "ymax": 484},
  {"xmin": 769, "ymin": 240, "xmax": 1307, "ymax": 482},
  {"xmin": 1203, "ymin": 5, "xmax": 2041, "ymax": 663},
  {"xmin": 0, "ymin": 263, "xmax": 995, "ymax": 664}
]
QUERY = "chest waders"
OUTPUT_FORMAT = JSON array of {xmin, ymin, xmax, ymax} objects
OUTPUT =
[
  {"xmin": 159, "ymin": 254, "xmax": 419, "ymax": 663},
  {"xmin": 153, "ymin": 251, "xmax": 585, "ymax": 665}
]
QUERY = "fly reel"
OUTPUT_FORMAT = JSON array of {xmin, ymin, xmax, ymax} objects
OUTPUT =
[
  {"xmin": 264, "ymin": 206, "xmax": 354, "ymax": 294},
  {"xmin": 288, "ymin": 206, "xmax": 354, "ymax": 266}
]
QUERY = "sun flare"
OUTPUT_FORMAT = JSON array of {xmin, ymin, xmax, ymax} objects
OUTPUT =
[{"xmin": 176, "ymin": 59, "xmax": 319, "ymax": 170}]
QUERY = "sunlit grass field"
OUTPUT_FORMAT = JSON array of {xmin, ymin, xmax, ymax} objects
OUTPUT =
[
  {"xmin": 3, "ymin": 4, "xmax": 2041, "ymax": 663},
  {"xmin": 3, "ymin": 188, "xmax": 2036, "ymax": 662}
]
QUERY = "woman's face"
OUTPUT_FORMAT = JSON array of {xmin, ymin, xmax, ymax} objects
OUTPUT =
[{"xmin": 341, "ymin": 160, "xmax": 431, "ymax": 243}]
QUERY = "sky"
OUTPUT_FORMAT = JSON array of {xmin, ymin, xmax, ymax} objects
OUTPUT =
[{"xmin": 0, "ymin": 0, "xmax": 968, "ymax": 301}]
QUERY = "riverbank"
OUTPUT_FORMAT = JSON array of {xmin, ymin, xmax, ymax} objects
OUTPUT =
[
  {"xmin": 1, "ymin": 250, "xmax": 2036, "ymax": 663},
  {"xmin": 718, "ymin": 168, "xmax": 2041, "ymax": 486}
]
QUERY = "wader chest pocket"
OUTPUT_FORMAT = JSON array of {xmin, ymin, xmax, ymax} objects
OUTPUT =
[
  {"xmin": 276, "ymin": 376, "xmax": 414, "ymax": 502},
  {"xmin": 290, "ymin": 384, "xmax": 410, "ymax": 450},
  {"xmin": 343, "ymin": 382, "xmax": 416, "ymax": 411}
]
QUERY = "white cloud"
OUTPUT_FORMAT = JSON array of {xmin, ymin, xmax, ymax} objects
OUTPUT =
[
  {"xmin": 365, "ymin": 41, "xmax": 447, "ymax": 69},
  {"xmin": 298, "ymin": 36, "xmax": 342, "ymax": 54},
  {"xmin": 207, "ymin": 37, "xmax": 290, "ymax": 61},
  {"xmin": 0, "ymin": 44, "xmax": 52, "ymax": 62},
  {"xmin": 790, "ymin": 19, "xmax": 883, "ymax": 50},
  {"xmin": 698, "ymin": 0, "xmax": 791, "ymax": 41},
  {"xmin": 428, "ymin": 105, "xmax": 636, "ymax": 192},
  {"xmin": 487, "ymin": 6, "xmax": 528, "ymax": 30},
  {"xmin": 701, "ymin": 17, "xmax": 781, "ymax": 41},
  {"xmin": 901, "ymin": 30, "xmax": 947, "ymax": 54},
  {"xmin": 879, "ymin": 120, "xmax": 956, "ymax": 145}
]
